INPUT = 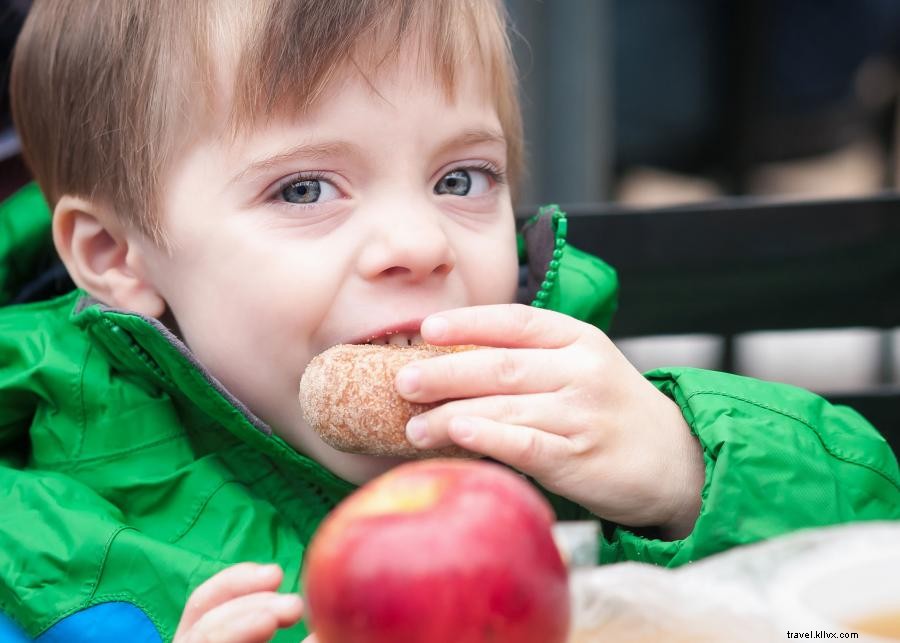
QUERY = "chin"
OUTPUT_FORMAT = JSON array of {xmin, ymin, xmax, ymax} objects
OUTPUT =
[
  {"xmin": 281, "ymin": 418, "xmax": 414, "ymax": 485},
  {"xmin": 276, "ymin": 418, "xmax": 409, "ymax": 485}
]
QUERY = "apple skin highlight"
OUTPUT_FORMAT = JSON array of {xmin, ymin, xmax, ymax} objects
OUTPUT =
[{"xmin": 302, "ymin": 459, "xmax": 571, "ymax": 643}]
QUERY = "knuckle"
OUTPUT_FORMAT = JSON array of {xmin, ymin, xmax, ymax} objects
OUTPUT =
[
  {"xmin": 508, "ymin": 303, "xmax": 536, "ymax": 336},
  {"xmin": 494, "ymin": 351, "xmax": 521, "ymax": 390},
  {"xmin": 566, "ymin": 429, "xmax": 596, "ymax": 456},
  {"xmin": 567, "ymin": 343, "xmax": 604, "ymax": 381},
  {"xmin": 517, "ymin": 430, "xmax": 543, "ymax": 466},
  {"xmin": 184, "ymin": 589, "xmax": 211, "ymax": 616},
  {"xmin": 500, "ymin": 397, "xmax": 521, "ymax": 425}
]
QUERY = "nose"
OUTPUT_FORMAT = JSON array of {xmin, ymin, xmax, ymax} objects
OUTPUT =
[{"xmin": 356, "ymin": 201, "xmax": 456, "ymax": 283}]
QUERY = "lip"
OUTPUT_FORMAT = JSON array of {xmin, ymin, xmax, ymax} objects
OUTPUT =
[{"xmin": 346, "ymin": 318, "xmax": 427, "ymax": 345}]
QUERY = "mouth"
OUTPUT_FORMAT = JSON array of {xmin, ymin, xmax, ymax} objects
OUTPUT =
[
  {"xmin": 363, "ymin": 331, "xmax": 426, "ymax": 346},
  {"xmin": 347, "ymin": 320, "xmax": 428, "ymax": 347}
]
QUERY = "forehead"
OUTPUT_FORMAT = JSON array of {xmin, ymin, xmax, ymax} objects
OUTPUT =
[
  {"xmin": 216, "ymin": 59, "xmax": 506, "ymax": 183},
  {"xmin": 206, "ymin": 2, "xmax": 509, "ymax": 142}
]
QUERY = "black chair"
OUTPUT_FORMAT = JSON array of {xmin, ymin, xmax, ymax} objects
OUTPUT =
[{"xmin": 519, "ymin": 194, "xmax": 900, "ymax": 451}]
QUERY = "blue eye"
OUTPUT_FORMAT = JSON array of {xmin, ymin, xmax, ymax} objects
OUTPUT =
[
  {"xmin": 282, "ymin": 180, "xmax": 319, "ymax": 204},
  {"xmin": 435, "ymin": 170, "xmax": 471, "ymax": 196},
  {"xmin": 278, "ymin": 176, "xmax": 340, "ymax": 205},
  {"xmin": 434, "ymin": 168, "xmax": 494, "ymax": 197}
]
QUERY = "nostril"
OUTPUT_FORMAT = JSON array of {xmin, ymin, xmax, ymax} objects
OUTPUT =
[
  {"xmin": 380, "ymin": 266, "xmax": 412, "ymax": 278},
  {"xmin": 378, "ymin": 263, "xmax": 451, "ymax": 279}
]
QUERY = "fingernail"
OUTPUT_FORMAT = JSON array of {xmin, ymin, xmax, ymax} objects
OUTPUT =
[
  {"xmin": 395, "ymin": 367, "xmax": 420, "ymax": 396},
  {"xmin": 450, "ymin": 417, "xmax": 475, "ymax": 442},
  {"xmin": 406, "ymin": 416, "xmax": 428, "ymax": 447},
  {"xmin": 275, "ymin": 594, "xmax": 302, "ymax": 611},
  {"xmin": 421, "ymin": 316, "xmax": 448, "ymax": 341}
]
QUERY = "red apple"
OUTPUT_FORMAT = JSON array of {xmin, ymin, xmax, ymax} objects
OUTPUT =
[{"xmin": 302, "ymin": 459, "xmax": 570, "ymax": 643}]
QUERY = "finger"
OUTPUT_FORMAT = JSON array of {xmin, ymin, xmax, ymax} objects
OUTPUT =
[
  {"xmin": 302, "ymin": 636, "xmax": 319, "ymax": 643},
  {"xmin": 447, "ymin": 415, "xmax": 572, "ymax": 476},
  {"xmin": 405, "ymin": 393, "xmax": 577, "ymax": 450},
  {"xmin": 421, "ymin": 303, "xmax": 585, "ymax": 349},
  {"xmin": 395, "ymin": 347, "xmax": 567, "ymax": 403},
  {"xmin": 176, "ymin": 563, "xmax": 283, "ymax": 635},
  {"xmin": 186, "ymin": 592, "xmax": 303, "ymax": 643}
]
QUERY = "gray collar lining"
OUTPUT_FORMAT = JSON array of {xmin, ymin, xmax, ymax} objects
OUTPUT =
[{"xmin": 78, "ymin": 296, "xmax": 272, "ymax": 435}]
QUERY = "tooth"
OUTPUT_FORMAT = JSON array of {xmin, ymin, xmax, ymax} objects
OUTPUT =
[
  {"xmin": 363, "ymin": 331, "xmax": 425, "ymax": 346},
  {"xmin": 388, "ymin": 333, "xmax": 409, "ymax": 347}
]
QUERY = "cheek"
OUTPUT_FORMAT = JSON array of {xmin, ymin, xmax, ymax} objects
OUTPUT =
[
  {"xmin": 171, "ymin": 276, "xmax": 326, "ymax": 436},
  {"xmin": 153, "ymin": 234, "xmax": 345, "ymax": 402},
  {"xmin": 461, "ymin": 224, "xmax": 520, "ymax": 305}
]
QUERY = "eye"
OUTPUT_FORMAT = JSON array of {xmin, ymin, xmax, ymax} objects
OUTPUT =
[
  {"xmin": 278, "ymin": 176, "xmax": 340, "ymax": 205},
  {"xmin": 434, "ymin": 168, "xmax": 494, "ymax": 197}
]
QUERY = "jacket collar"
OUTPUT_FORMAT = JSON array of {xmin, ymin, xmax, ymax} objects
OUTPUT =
[{"xmin": 70, "ymin": 297, "xmax": 357, "ymax": 496}]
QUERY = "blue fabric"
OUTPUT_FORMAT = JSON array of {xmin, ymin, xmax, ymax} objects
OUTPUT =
[
  {"xmin": 0, "ymin": 613, "xmax": 30, "ymax": 643},
  {"xmin": 1, "ymin": 603, "xmax": 161, "ymax": 643}
]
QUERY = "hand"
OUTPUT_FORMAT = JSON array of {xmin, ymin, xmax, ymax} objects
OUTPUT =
[
  {"xmin": 173, "ymin": 563, "xmax": 305, "ymax": 643},
  {"xmin": 396, "ymin": 304, "xmax": 705, "ymax": 538}
]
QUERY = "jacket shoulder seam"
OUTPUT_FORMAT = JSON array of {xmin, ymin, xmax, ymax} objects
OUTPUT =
[
  {"xmin": 88, "ymin": 526, "xmax": 131, "ymax": 605},
  {"xmin": 82, "ymin": 527, "xmax": 170, "ymax": 639},
  {"xmin": 21, "ymin": 524, "xmax": 128, "ymax": 638}
]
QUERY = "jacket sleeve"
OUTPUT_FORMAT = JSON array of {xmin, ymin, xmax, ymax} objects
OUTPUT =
[{"xmin": 599, "ymin": 367, "xmax": 900, "ymax": 567}]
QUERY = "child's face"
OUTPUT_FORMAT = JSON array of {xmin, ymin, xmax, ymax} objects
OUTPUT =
[{"xmin": 136, "ymin": 54, "xmax": 519, "ymax": 483}]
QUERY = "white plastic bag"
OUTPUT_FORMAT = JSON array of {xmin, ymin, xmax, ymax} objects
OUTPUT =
[{"xmin": 555, "ymin": 522, "xmax": 900, "ymax": 642}]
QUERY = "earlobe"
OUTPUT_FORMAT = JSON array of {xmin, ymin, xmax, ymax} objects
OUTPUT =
[{"xmin": 52, "ymin": 195, "xmax": 166, "ymax": 318}]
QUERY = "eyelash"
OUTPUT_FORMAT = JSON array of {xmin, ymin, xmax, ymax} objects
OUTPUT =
[
  {"xmin": 269, "ymin": 161, "xmax": 507, "ymax": 205},
  {"xmin": 454, "ymin": 161, "xmax": 507, "ymax": 188}
]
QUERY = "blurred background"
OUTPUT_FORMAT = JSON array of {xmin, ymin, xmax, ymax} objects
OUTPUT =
[
  {"xmin": 2, "ymin": 0, "xmax": 899, "ymax": 399},
  {"xmin": 507, "ymin": 0, "xmax": 900, "ymax": 206}
]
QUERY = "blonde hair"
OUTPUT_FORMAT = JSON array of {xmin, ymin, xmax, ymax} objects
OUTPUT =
[{"xmin": 11, "ymin": 0, "xmax": 523, "ymax": 245}]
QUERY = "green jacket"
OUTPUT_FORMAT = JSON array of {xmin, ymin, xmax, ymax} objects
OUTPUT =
[{"xmin": 1, "ymin": 184, "xmax": 898, "ymax": 642}]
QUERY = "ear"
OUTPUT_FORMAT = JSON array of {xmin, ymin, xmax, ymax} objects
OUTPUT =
[{"xmin": 52, "ymin": 195, "xmax": 167, "ymax": 318}]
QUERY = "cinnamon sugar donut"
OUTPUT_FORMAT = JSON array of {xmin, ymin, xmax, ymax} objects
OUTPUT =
[{"xmin": 299, "ymin": 344, "xmax": 478, "ymax": 458}]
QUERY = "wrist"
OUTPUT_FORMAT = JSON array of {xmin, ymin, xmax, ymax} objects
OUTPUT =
[{"xmin": 656, "ymin": 402, "xmax": 705, "ymax": 540}]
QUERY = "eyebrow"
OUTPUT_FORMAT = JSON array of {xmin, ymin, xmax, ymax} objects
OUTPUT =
[
  {"xmin": 433, "ymin": 128, "xmax": 508, "ymax": 158},
  {"xmin": 231, "ymin": 128, "xmax": 507, "ymax": 185},
  {"xmin": 231, "ymin": 141, "xmax": 359, "ymax": 185}
]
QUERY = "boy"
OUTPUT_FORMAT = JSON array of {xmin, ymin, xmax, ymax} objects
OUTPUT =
[{"xmin": 1, "ymin": 0, "xmax": 897, "ymax": 641}]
